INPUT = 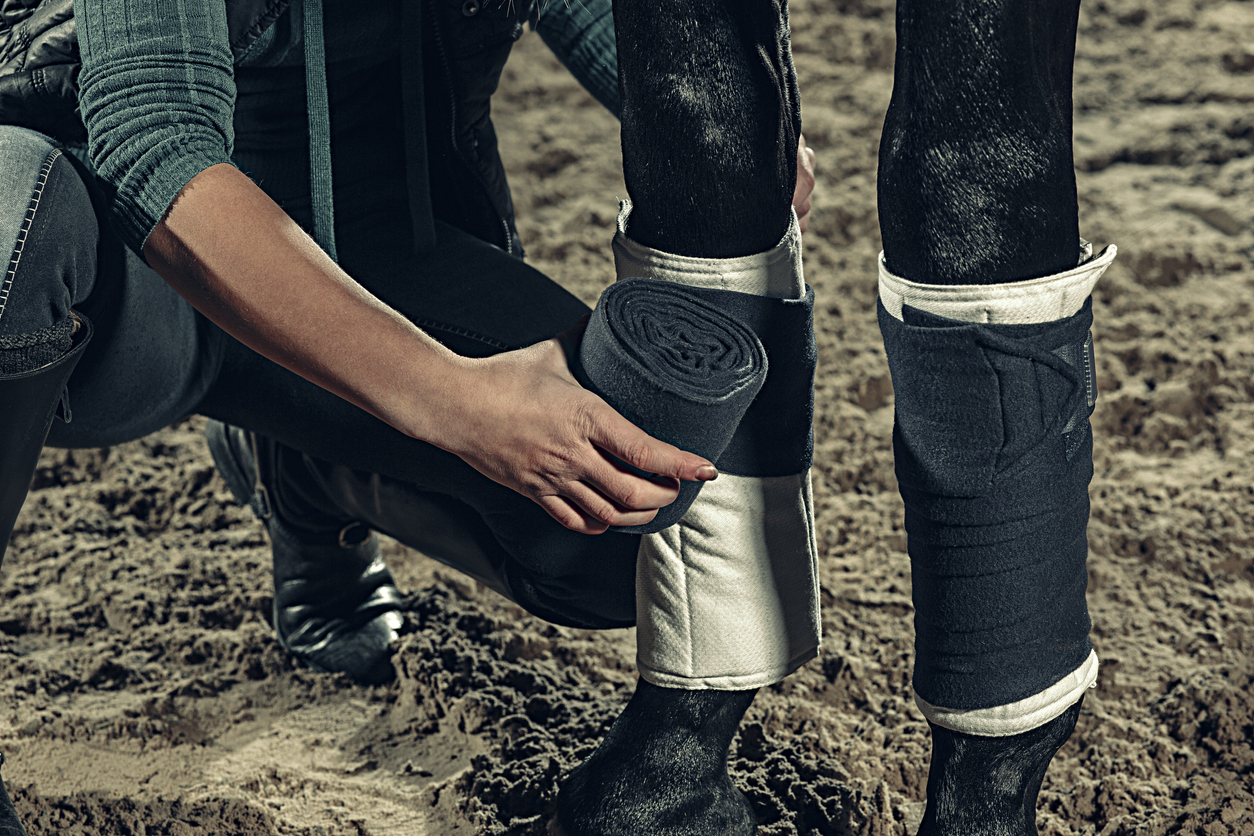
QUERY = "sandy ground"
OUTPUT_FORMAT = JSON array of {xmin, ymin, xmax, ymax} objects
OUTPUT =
[{"xmin": 4, "ymin": 0, "xmax": 1253, "ymax": 833}]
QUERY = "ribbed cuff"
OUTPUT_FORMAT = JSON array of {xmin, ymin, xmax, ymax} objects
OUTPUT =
[
  {"xmin": 0, "ymin": 318, "xmax": 73, "ymax": 376},
  {"xmin": 110, "ymin": 135, "xmax": 235, "ymax": 257}
]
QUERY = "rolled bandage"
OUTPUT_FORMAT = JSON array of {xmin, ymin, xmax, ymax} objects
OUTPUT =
[
  {"xmin": 877, "ymin": 242, "xmax": 1115, "ymax": 736},
  {"xmin": 611, "ymin": 201, "xmax": 820, "ymax": 690},
  {"xmin": 574, "ymin": 279, "xmax": 769, "ymax": 532}
]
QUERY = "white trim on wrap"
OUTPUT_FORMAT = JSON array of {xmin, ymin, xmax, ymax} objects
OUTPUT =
[
  {"xmin": 878, "ymin": 242, "xmax": 1116, "ymax": 325},
  {"xmin": 640, "ymin": 647, "xmax": 820, "ymax": 692},
  {"xmin": 635, "ymin": 473, "xmax": 821, "ymax": 690},
  {"xmin": 914, "ymin": 650, "xmax": 1100, "ymax": 737},
  {"xmin": 614, "ymin": 201, "xmax": 806, "ymax": 301}
]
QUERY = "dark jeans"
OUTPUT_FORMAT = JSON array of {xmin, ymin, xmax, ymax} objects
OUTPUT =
[{"xmin": 0, "ymin": 113, "xmax": 639, "ymax": 628}]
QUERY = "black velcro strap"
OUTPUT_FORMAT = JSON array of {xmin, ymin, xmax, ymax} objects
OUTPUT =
[{"xmin": 684, "ymin": 284, "xmax": 816, "ymax": 478}]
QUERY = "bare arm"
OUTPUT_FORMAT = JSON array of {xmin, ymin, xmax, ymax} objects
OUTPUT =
[{"xmin": 144, "ymin": 164, "xmax": 716, "ymax": 534}]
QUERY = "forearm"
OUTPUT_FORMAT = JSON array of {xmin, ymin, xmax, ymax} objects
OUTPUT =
[{"xmin": 143, "ymin": 164, "xmax": 470, "ymax": 444}]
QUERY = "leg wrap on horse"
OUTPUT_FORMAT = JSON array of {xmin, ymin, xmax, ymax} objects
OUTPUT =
[
  {"xmin": 601, "ymin": 202, "xmax": 820, "ymax": 690},
  {"xmin": 877, "ymin": 242, "xmax": 1115, "ymax": 736}
]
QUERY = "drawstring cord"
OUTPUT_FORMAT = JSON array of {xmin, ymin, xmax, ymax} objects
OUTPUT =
[{"xmin": 303, "ymin": 0, "xmax": 337, "ymax": 262}]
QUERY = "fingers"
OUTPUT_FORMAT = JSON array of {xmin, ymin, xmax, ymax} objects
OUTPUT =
[
  {"xmin": 586, "ymin": 403, "xmax": 717, "ymax": 484},
  {"xmin": 460, "ymin": 343, "xmax": 719, "ymax": 535},
  {"xmin": 537, "ymin": 485, "xmax": 659, "ymax": 535},
  {"xmin": 539, "ymin": 495, "xmax": 610, "ymax": 535},
  {"xmin": 540, "ymin": 405, "xmax": 697, "ymax": 533},
  {"xmin": 568, "ymin": 480, "xmax": 663, "ymax": 529}
]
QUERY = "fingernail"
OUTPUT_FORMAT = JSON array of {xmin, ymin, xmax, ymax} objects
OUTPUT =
[{"xmin": 696, "ymin": 465, "xmax": 718, "ymax": 481}]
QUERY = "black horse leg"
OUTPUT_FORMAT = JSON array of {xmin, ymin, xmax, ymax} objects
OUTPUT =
[
  {"xmin": 554, "ymin": 2, "xmax": 803, "ymax": 834},
  {"xmin": 879, "ymin": 0, "xmax": 1081, "ymax": 285},
  {"xmin": 877, "ymin": 3, "xmax": 1101, "ymax": 835},
  {"xmin": 616, "ymin": 0, "xmax": 799, "ymax": 259}
]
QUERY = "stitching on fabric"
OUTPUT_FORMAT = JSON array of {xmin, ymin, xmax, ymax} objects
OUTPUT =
[
  {"xmin": 0, "ymin": 148, "xmax": 62, "ymax": 328},
  {"xmin": 232, "ymin": 0, "xmax": 296, "ymax": 54},
  {"xmin": 1081, "ymin": 332, "xmax": 1096, "ymax": 408},
  {"xmin": 409, "ymin": 317, "xmax": 517, "ymax": 352},
  {"xmin": 802, "ymin": 473, "xmax": 819, "ymax": 601}
]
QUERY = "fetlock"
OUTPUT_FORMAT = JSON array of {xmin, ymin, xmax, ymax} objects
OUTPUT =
[
  {"xmin": 918, "ymin": 698, "xmax": 1083, "ymax": 836},
  {"xmin": 205, "ymin": 420, "xmax": 402, "ymax": 684},
  {"xmin": 554, "ymin": 680, "xmax": 757, "ymax": 836}
]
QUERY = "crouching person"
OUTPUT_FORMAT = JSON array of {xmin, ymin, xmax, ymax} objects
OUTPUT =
[{"xmin": 0, "ymin": 0, "xmax": 819, "ymax": 834}]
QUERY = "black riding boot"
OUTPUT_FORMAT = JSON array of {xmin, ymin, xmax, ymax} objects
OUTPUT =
[
  {"xmin": 1, "ymin": 315, "xmax": 92, "ymax": 558},
  {"xmin": 553, "ymin": 680, "xmax": 758, "ymax": 836},
  {"xmin": 918, "ymin": 699, "xmax": 1083, "ymax": 836},
  {"xmin": 0, "ymin": 313, "xmax": 93, "ymax": 836},
  {"xmin": 287, "ymin": 449, "xmax": 514, "ymax": 600},
  {"xmin": 0, "ymin": 754, "xmax": 23, "ymax": 836},
  {"xmin": 206, "ymin": 420, "xmax": 404, "ymax": 685}
]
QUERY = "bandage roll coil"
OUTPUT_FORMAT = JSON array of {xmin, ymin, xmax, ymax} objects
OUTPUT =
[{"xmin": 574, "ymin": 278, "xmax": 769, "ymax": 533}]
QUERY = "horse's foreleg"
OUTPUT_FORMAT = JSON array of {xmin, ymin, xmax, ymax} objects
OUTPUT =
[
  {"xmin": 554, "ymin": 3, "xmax": 818, "ymax": 835},
  {"xmin": 879, "ymin": 0, "xmax": 1082, "ymax": 284},
  {"xmin": 876, "ymin": 3, "xmax": 1113, "ymax": 834},
  {"xmin": 616, "ymin": 0, "xmax": 799, "ymax": 258}
]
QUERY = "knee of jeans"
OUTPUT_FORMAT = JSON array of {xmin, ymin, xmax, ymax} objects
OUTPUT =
[{"xmin": 0, "ymin": 126, "xmax": 98, "ymax": 337}]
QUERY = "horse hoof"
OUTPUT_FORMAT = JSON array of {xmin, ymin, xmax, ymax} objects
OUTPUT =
[{"xmin": 553, "ymin": 680, "xmax": 757, "ymax": 836}]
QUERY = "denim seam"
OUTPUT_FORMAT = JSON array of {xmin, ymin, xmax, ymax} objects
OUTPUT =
[
  {"xmin": 0, "ymin": 148, "xmax": 62, "ymax": 328},
  {"xmin": 409, "ymin": 317, "xmax": 517, "ymax": 352}
]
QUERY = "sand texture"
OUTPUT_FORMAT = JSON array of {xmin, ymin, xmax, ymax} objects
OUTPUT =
[{"xmin": 3, "ymin": 0, "xmax": 1252, "ymax": 833}]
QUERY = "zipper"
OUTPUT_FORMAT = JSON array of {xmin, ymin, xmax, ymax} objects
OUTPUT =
[{"xmin": 425, "ymin": 0, "xmax": 515, "ymax": 256}]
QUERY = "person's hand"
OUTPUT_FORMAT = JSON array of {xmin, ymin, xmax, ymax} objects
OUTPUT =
[
  {"xmin": 793, "ymin": 134, "xmax": 817, "ymax": 234},
  {"xmin": 434, "ymin": 334, "xmax": 718, "ymax": 535}
]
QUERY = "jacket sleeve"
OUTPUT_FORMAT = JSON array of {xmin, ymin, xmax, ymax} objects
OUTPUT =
[
  {"xmin": 531, "ymin": 0, "xmax": 619, "ymax": 119},
  {"xmin": 76, "ymin": 0, "xmax": 237, "ymax": 255}
]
